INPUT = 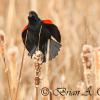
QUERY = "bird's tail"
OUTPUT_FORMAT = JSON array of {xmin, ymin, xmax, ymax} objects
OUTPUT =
[
  {"xmin": 44, "ymin": 39, "xmax": 61, "ymax": 61},
  {"xmin": 28, "ymin": 39, "xmax": 61, "ymax": 62}
]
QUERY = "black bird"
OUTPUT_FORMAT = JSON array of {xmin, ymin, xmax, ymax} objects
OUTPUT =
[{"xmin": 22, "ymin": 11, "xmax": 61, "ymax": 62}]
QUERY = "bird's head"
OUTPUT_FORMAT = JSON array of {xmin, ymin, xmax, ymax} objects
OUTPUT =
[{"xmin": 28, "ymin": 11, "xmax": 40, "ymax": 23}]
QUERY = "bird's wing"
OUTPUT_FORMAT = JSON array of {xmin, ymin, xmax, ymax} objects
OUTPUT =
[
  {"xmin": 22, "ymin": 25, "xmax": 28, "ymax": 45},
  {"xmin": 42, "ymin": 20, "xmax": 61, "ymax": 43},
  {"xmin": 22, "ymin": 25, "xmax": 37, "ymax": 57},
  {"xmin": 22, "ymin": 25, "xmax": 28, "ymax": 33},
  {"xmin": 22, "ymin": 25, "xmax": 33, "ymax": 51},
  {"xmin": 42, "ymin": 20, "xmax": 53, "ymax": 24}
]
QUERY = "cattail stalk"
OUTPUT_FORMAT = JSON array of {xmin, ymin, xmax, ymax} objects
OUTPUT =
[
  {"xmin": 81, "ymin": 45, "xmax": 95, "ymax": 100},
  {"xmin": 33, "ymin": 50, "xmax": 43, "ymax": 100},
  {"xmin": 14, "ymin": 30, "xmax": 28, "ymax": 100},
  {"xmin": 30, "ymin": 0, "xmax": 37, "ymax": 11},
  {"xmin": 0, "ymin": 30, "xmax": 12, "ymax": 100},
  {"xmin": 14, "ymin": 47, "xmax": 25, "ymax": 100},
  {"xmin": 6, "ymin": 0, "xmax": 15, "ymax": 35},
  {"xmin": 2, "ymin": 53, "xmax": 12, "ymax": 100},
  {"xmin": 93, "ymin": 48, "xmax": 100, "ymax": 100},
  {"xmin": 42, "ymin": 39, "xmax": 50, "ymax": 100},
  {"xmin": 46, "ymin": 39, "xmax": 50, "ymax": 79},
  {"xmin": 47, "ymin": 40, "xmax": 51, "ymax": 100},
  {"xmin": 7, "ymin": 46, "xmax": 19, "ymax": 100}
]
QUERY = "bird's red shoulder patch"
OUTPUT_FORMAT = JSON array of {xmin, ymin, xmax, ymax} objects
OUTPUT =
[
  {"xmin": 42, "ymin": 20, "xmax": 53, "ymax": 24},
  {"xmin": 22, "ymin": 25, "xmax": 28, "ymax": 33}
]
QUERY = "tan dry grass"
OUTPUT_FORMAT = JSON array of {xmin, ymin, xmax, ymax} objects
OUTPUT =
[{"xmin": 0, "ymin": 0, "xmax": 100, "ymax": 100}]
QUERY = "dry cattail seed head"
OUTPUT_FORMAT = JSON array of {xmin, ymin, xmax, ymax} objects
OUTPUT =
[
  {"xmin": 35, "ymin": 76, "xmax": 40, "ymax": 86},
  {"xmin": 81, "ymin": 44, "xmax": 95, "ymax": 88},
  {"xmin": 81, "ymin": 45, "xmax": 93, "ymax": 69},
  {"xmin": 82, "ymin": 45, "xmax": 93, "ymax": 52},
  {"xmin": 0, "ymin": 30, "xmax": 5, "ymax": 55},
  {"xmin": 0, "ymin": 30, "xmax": 5, "ymax": 44},
  {"xmin": 33, "ymin": 50, "xmax": 44, "ymax": 65}
]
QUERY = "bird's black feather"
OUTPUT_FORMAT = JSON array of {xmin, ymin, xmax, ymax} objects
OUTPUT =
[
  {"xmin": 22, "ymin": 11, "xmax": 61, "ymax": 62},
  {"xmin": 43, "ymin": 23, "xmax": 61, "ymax": 43}
]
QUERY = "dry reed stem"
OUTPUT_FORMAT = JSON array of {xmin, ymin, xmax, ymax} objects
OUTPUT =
[
  {"xmin": 14, "ymin": 29, "xmax": 28, "ymax": 100},
  {"xmin": 30, "ymin": 0, "xmax": 37, "ymax": 11},
  {"xmin": 6, "ymin": 0, "xmax": 15, "ymax": 35},
  {"xmin": 42, "ymin": 39, "xmax": 50, "ymax": 100},
  {"xmin": 14, "ymin": 46, "xmax": 25, "ymax": 100},
  {"xmin": 93, "ymin": 48, "xmax": 100, "ymax": 100},
  {"xmin": 0, "ymin": 31, "xmax": 12, "ymax": 100},
  {"xmin": 2, "ymin": 53, "xmax": 12, "ymax": 100},
  {"xmin": 7, "ymin": 46, "xmax": 19, "ymax": 100},
  {"xmin": 45, "ymin": 39, "xmax": 50, "ymax": 85},
  {"xmin": 36, "ymin": 87, "xmax": 38, "ymax": 100},
  {"xmin": 48, "ymin": 0, "xmax": 60, "ymax": 26}
]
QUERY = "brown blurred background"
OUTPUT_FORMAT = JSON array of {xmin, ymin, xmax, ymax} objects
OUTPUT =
[{"xmin": 0, "ymin": 0, "xmax": 100, "ymax": 100}]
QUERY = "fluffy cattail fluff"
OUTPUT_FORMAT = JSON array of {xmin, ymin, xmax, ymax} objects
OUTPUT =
[
  {"xmin": 33, "ymin": 50, "xmax": 44, "ymax": 86},
  {"xmin": 33, "ymin": 50, "xmax": 44, "ymax": 65},
  {"xmin": 81, "ymin": 45, "xmax": 100, "ymax": 99},
  {"xmin": 81, "ymin": 45, "xmax": 95, "ymax": 89},
  {"xmin": 7, "ymin": 46, "xmax": 19, "ymax": 100},
  {"xmin": 33, "ymin": 50, "xmax": 44, "ymax": 100}
]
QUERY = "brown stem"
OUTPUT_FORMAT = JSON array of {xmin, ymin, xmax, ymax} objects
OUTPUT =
[
  {"xmin": 34, "ymin": 62, "xmax": 41, "ymax": 100},
  {"xmin": 14, "ymin": 47, "xmax": 25, "ymax": 100},
  {"xmin": 36, "ymin": 87, "xmax": 39, "ymax": 100},
  {"xmin": 2, "ymin": 53, "xmax": 12, "ymax": 100},
  {"xmin": 14, "ymin": 29, "xmax": 28, "ymax": 100},
  {"xmin": 35, "ymin": 70, "xmax": 40, "ymax": 100}
]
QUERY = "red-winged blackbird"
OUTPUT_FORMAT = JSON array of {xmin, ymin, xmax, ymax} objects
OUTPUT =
[{"xmin": 22, "ymin": 11, "xmax": 61, "ymax": 62}]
